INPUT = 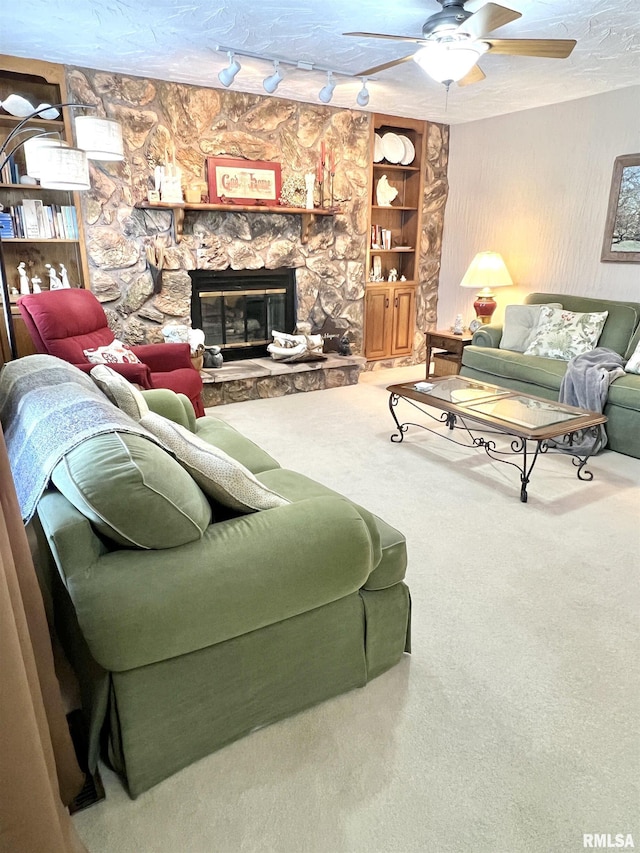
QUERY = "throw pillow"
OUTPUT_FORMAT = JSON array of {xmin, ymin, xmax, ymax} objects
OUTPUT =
[
  {"xmin": 625, "ymin": 337, "xmax": 640, "ymax": 374},
  {"xmin": 90, "ymin": 365, "xmax": 150, "ymax": 420},
  {"xmin": 84, "ymin": 339, "xmax": 141, "ymax": 365},
  {"xmin": 524, "ymin": 307, "xmax": 609, "ymax": 361},
  {"xmin": 139, "ymin": 412, "xmax": 289, "ymax": 513},
  {"xmin": 51, "ymin": 432, "xmax": 212, "ymax": 549},
  {"xmin": 499, "ymin": 303, "xmax": 562, "ymax": 352}
]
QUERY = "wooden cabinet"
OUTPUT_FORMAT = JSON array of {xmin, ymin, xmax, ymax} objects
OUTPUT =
[
  {"xmin": 364, "ymin": 283, "xmax": 416, "ymax": 360},
  {"xmin": 0, "ymin": 55, "xmax": 89, "ymax": 360},
  {"xmin": 364, "ymin": 113, "xmax": 427, "ymax": 361}
]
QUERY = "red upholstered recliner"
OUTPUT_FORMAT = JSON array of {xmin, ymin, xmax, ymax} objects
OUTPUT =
[{"xmin": 17, "ymin": 288, "xmax": 205, "ymax": 417}]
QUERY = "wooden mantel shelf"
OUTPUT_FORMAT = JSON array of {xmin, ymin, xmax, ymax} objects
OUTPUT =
[{"xmin": 135, "ymin": 201, "xmax": 338, "ymax": 244}]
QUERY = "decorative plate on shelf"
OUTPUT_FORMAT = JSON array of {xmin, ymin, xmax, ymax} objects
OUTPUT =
[
  {"xmin": 399, "ymin": 136, "xmax": 415, "ymax": 166},
  {"xmin": 381, "ymin": 132, "xmax": 404, "ymax": 164},
  {"xmin": 373, "ymin": 133, "xmax": 384, "ymax": 163}
]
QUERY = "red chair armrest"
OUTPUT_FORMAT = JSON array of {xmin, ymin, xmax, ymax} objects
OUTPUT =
[
  {"xmin": 77, "ymin": 361, "xmax": 152, "ymax": 388},
  {"xmin": 131, "ymin": 342, "xmax": 193, "ymax": 372}
]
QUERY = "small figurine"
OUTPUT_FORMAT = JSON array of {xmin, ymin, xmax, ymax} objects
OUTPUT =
[
  {"xmin": 31, "ymin": 276, "xmax": 42, "ymax": 293},
  {"xmin": 375, "ymin": 175, "xmax": 398, "ymax": 207},
  {"xmin": 338, "ymin": 335, "xmax": 352, "ymax": 356},
  {"xmin": 17, "ymin": 262, "xmax": 30, "ymax": 295},
  {"xmin": 388, "ymin": 268, "xmax": 398, "ymax": 282},
  {"xmin": 453, "ymin": 313, "xmax": 464, "ymax": 335},
  {"xmin": 45, "ymin": 263, "xmax": 63, "ymax": 290},
  {"xmin": 59, "ymin": 263, "xmax": 71, "ymax": 288}
]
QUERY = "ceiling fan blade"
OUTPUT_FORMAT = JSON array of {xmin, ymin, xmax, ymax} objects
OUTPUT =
[
  {"xmin": 356, "ymin": 54, "xmax": 416, "ymax": 77},
  {"xmin": 457, "ymin": 2, "xmax": 522, "ymax": 38},
  {"xmin": 485, "ymin": 38, "xmax": 577, "ymax": 58},
  {"xmin": 343, "ymin": 31, "xmax": 428, "ymax": 44},
  {"xmin": 457, "ymin": 64, "xmax": 486, "ymax": 87}
]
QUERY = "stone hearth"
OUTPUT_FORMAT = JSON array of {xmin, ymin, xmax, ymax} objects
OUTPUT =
[{"xmin": 200, "ymin": 355, "xmax": 365, "ymax": 407}]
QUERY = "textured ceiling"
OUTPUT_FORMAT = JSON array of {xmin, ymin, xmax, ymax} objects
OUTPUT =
[{"xmin": 1, "ymin": 0, "xmax": 639, "ymax": 124}]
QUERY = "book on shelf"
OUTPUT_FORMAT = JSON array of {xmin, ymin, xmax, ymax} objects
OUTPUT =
[
  {"xmin": 22, "ymin": 198, "xmax": 42, "ymax": 238},
  {"xmin": 0, "ymin": 155, "xmax": 21, "ymax": 185},
  {"xmin": 370, "ymin": 225, "xmax": 393, "ymax": 250},
  {"xmin": 7, "ymin": 200, "xmax": 79, "ymax": 239}
]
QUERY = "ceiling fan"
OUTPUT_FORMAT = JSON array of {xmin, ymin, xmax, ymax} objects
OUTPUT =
[{"xmin": 344, "ymin": 0, "xmax": 577, "ymax": 87}]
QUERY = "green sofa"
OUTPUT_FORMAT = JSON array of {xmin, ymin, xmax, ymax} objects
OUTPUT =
[
  {"xmin": 29, "ymin": 381, "xmax": 410, "ymax": 798},
  {"xmin": 460, "ymin": 292, "xmax": 640, "ymax": 458}
]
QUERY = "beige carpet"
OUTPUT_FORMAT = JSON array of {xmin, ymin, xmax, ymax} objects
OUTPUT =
[{"xmin": 73, "ymin": 367, "xmax": 640, "ymax": 853}]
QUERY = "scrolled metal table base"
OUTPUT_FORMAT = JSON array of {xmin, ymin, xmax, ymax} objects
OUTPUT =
[{"xmin": 388, "ymin": 392, "xmax": 600, "ymax": 503}]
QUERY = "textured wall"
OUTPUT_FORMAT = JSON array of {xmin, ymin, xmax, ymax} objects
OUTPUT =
[
  {"xmin": 67, "ymin": 67, "xmax": 448, "ymax": 360},
  {"xmin": 438, "ymin": 85, "xmax": 640, "ymax": 329}
]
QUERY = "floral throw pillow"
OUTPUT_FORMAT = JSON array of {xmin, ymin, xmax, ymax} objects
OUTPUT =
[
  {"xmin": 625, "ymin": 338, "xmax": 640, "ymax": 374},
  {"xmin": 84, "ymin": 339, "xmax": 141, "ymax": 365},
  {"xmin": 524, "ymin": 307, "xmax": 608, "ymax": 361}
]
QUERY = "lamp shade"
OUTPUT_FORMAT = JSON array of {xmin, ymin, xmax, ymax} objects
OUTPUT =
[
  {"xmin": 37, "ymin": 145, "xmax": 90, "ymax": 191},
  {"xmin": 24, "ymin": 137, "xmax": 69, "ymax": 179},
  {"xmin": 75, "ymin": 116, "xmax": 124, "ymax": 161},
  {"xmin": 460, "ymin": 251, "xmax": 513, "ymax": 324},
  {"xmin": 414, "ymin": 42, "xmax": 488, "ymax": 84},
  {"xmin": 460, "ymin": 252, "xmax": 513, "ymax": 292}
]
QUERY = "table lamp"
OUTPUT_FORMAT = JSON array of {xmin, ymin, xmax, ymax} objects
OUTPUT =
[{"xmin": 460, "ymin": 251, "xmax": 513, "ymax": 324}]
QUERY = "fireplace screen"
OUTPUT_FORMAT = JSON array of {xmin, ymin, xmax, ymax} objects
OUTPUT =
[{"xmin": 190, "ymin": 269, "xmax": 295, "ymax": 359}]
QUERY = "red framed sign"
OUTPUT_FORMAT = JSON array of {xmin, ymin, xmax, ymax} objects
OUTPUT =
[{"xmin": 207, "ymin": 157, "xmax": 282, "ymax": 205}]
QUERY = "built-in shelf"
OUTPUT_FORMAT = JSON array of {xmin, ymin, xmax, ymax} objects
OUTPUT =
[
  {"xmin": 0, "ymin": 114, "xmax": 64, "ymax": 129},
  {"xmin": 135, "ymin": 200, "xmax": 339, "ymax": 244},
  {"xmin": 370, "ymin": 248, "xmax": 415, "ymax": 253},
  {"xmin": 2, "ymin": 237, "xmax": 79, "ymax": 244},
  {"xmin": 0, "ymin": 182, "xmax": 49, "ymax": 191},
  {"xmin": 373, "ymin": 163, "xmax": 421, "ymax": 173}
]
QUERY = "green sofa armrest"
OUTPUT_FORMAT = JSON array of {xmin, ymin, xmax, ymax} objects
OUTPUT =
[
  {"xmin": 37, "ymin": 492, "xmax": 377, "ymax": 672},
  {"xmin": 142, "ymin": 388, "xmax": 196, "ymax": 431},
  {"xmin": 472, "ymin": 325, "xmax": 502, "ymax": 348}
]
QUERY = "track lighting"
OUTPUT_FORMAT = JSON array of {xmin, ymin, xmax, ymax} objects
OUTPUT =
[
  {"xmin": 218, "ymin": 52, "xmax": 241, "ymax": 87},
  {"xmin": 356, "ymin": 78, "xmax": 370, "ymax": 108},
  {"xmin": 263, "ymin": 61, "xmax": 283, "ymax": 94},
  {"xmin": 318, "ymin": 72, "xmax": 336, "ymax": 104}
]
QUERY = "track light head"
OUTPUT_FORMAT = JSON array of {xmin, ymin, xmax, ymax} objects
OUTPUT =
[
  {"xmin": 218, "ymin": 52, "xmax": 241, "ymax": 87},
  {"xmin": 356, "ymin": 78, "xmax": 370, "ymax": 107},
  {"xmin": 263, "ymin": 61, "xmax": 283, "ymax": 94},
  {"xmin": 318, "ymin": 72, "xmax": 336, "ymax": 104}
]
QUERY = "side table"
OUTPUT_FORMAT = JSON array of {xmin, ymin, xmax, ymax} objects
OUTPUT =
[{"xmin": 425, "ymin": 329, "xmax": 473, "ymax": 378}]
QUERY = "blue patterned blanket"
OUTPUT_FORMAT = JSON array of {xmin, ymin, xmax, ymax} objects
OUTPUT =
[{"xmin": 0, "ymin": 355, "xmax": 153, "ymax": 522}]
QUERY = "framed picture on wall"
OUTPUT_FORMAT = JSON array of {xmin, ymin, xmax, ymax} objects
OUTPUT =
[
  {"xmin": 207, "ymin": 157, "xmax": 281, "ymax": 205},
  {"xmin": 601, "ymin": 153, "xmax": 640, "ymax": 263}
]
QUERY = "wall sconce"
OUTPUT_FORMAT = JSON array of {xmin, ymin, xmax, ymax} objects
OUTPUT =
[
  {"xmin": 460, "ymin": 251, "xmax": 514, "ymax": 324},
  {"xmin": 263, "ymin": 61, "xmax": 283, "ymax": 94},
  {"xmin": 218, "ymin": 52, "xmax": 242, "ymax": 87},
  {"xmin": 356, "ymin": 78, "xmax": 370, "ymax": 107},
  {"xmin": 318, "ymin": 72, "xmax": 336, "ymax": 104}
]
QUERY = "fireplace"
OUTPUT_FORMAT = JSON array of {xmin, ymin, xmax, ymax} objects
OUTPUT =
[{"xmin": 189, "ymin": 268, "xmax": 296, "ymax": 360}]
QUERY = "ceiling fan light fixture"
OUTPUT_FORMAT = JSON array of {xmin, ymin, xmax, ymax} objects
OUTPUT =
[
  {"xmin": 356, "ymin": 78, "xmax": 370, "ymax": 107},
  {"xmin": 414, "ymin": 41, "xmax": 488, "ymax": 84}
]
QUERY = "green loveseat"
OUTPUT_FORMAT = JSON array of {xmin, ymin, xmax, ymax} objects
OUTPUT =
[
  {"xmin": 30, "ymin": 382, "xmax": 410, "ymax": 798},
  {"xmin": 460, "ymin": 293, "xmax": 640, "ymax": 458}
]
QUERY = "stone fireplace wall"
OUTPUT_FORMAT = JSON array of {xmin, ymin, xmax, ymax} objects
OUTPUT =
[{"xmin": 66, "ymin": 67, "xmax": 448, "ymax": 362}]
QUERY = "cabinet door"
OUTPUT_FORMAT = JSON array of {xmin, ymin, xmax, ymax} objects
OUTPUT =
[
  {"xmin": 390, "ymin": 285, "xmax": 415, "ymax": 356},
  {"xmin": 364, "ymin": 287, "xmax": 391, "ymax": 359}
]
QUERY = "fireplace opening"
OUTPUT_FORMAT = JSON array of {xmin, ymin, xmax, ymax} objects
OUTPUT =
[{"xmin": 190, "ymin": 268, "xmax": 296, "ymax": 360}]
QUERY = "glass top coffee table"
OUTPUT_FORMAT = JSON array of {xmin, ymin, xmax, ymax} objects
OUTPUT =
[{"xmin": 387, "ymin": 376, "xmax": 608, "ymax": 502}]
